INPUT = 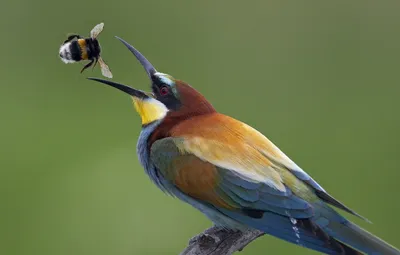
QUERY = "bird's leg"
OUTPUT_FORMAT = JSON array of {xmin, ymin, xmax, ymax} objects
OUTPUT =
[{"xmin": 80, "ymin": 59, "xmax": 94, "ymax": 73}]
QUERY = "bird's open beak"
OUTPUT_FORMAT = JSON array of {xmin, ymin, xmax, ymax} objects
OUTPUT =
[
  {"xmin": 115, "ymin": 36, "xmax": 157, "ymax": 79},
  {"xmin": 87, "ymin": 77, "xmax": 149, "ymax": 99},
  {"xmin": 88, "ymin": 37, "xmax": 168, "ymax": 126},
  {"xmin": 87, "ymin": 36, "xmax": 159, "ymax": 98}
]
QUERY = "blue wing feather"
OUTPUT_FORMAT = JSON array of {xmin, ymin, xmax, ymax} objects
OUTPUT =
[
  {"xmin": 218, "ymin": 208, "xmax": 341, "ymax": 254},
  {"xmin": 219, "ymin": 168, "xmax": 314, "ymax": 217}
]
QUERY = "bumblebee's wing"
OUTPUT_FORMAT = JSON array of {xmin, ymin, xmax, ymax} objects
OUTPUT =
[
  {"xmin": 90, "ymin": 23, "xmax": 104, "ymax": 39},
  {"xmin": 98, "ymin": 57, "xmax": 113, "ymax": 78}
]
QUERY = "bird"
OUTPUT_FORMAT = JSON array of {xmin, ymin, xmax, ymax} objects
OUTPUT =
[{"xmin": 88, "ymin": 36, "xmax": 400, "ymax": 255}]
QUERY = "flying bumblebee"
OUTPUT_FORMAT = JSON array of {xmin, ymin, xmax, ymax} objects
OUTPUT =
[{"xmin": 59, "ymin": 23, "xmax": 112, "ymax": 78}]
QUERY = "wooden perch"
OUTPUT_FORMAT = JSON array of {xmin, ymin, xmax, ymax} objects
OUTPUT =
[{"xmin": 180, "ymin": 226, "xmax": 264, "ymax": 255}]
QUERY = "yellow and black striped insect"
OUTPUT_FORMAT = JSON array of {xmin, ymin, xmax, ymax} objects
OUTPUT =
[{"xmin": 59, "ymin": 23, "xmax": 112, "ymax": 78}]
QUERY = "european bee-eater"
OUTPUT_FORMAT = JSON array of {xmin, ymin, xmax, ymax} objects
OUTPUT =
[{"xmin": 88, "ymin": 37, "xmax": 400, "ymax": 255}]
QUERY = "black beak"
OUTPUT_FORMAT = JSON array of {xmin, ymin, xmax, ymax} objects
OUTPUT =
[
  {"xmin": 87, "ymin": 36, "xmax": 160, "ymax": 98},
  {"xmin": 87, "ymin": 77, "xmax": 149, "ymax": 99},
  {"xmin": 115, "ymin": 36, "xmax": 157, "ymax": 79}
]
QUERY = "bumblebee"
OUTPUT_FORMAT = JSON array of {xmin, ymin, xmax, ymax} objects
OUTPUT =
[{"xmin": 59, "ymin": 23, "xmax": 112, "ymax": 78}]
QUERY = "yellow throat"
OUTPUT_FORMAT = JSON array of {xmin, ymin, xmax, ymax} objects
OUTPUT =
[{"xmin": 132, "ymin": 97, "xmax": 168, "ymax": 125}]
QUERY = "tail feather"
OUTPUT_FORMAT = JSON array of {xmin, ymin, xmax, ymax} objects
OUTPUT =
[
  {"xmin": 219, "ymin": 203, "xmax": 400, "ymax": 254},
  {"xmin": 311, "ymin": 201, "xmax": 400, "ymax": 254},
  {"xmin": 219, "ymin": 208, "xmax": 363, "ymax": 254},
  {"xmin": 325, "ymin": 220, "xmax": 400, "ymax": 255}
]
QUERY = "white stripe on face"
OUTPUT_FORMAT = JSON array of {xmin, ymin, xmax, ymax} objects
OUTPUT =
[{"xmin": 155, "ymin": 72, "xmax": 175, "ymax": 87}]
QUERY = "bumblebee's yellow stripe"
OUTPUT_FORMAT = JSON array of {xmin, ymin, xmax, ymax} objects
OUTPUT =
[{"xmin": 77, "ymin": 39, "xmax": 88, "ymax": 60}]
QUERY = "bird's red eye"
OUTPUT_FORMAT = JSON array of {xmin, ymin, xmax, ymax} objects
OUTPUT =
[{"xmin": 160, "ymin": 86, "xmax": 169, "ymax": 96}]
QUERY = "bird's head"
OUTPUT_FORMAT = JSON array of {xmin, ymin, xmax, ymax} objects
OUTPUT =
[{"xmin": 89, "ymin": 37, "xmax": 215, "ymax": 126}]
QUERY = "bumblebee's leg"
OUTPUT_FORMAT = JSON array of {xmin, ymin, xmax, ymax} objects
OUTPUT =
[
  {"xmin": 64, "ymin": 34, "xmax": 82, "ymax": 43},
  {"xmin": 92, "ymin": 58, "xmax": 99, "ymax": 70},
  {"xmin": 80, "ymin": 59, "xmax": 94, "ymax": 73}
]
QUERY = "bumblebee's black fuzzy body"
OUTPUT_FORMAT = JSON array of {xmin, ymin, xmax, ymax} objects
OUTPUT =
[
  {"xmin": 59, "ymin": 22, "xmax": 112, "ymax": 78},
  {"xmin": 59, "ymin": 37, "xmax": 101, "ymax": 72}
]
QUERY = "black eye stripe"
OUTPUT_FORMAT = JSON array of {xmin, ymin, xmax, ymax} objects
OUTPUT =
[{"xmin": 151, "ymin": 79, "xmax": 182, "ymax": 110}]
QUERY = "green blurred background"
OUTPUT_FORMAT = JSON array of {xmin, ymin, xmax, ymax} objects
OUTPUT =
[{"xmin": 1, "ymin": 0, "xmax": 400, "ymax": 254}]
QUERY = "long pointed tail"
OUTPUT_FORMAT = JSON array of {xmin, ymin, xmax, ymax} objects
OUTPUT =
[
  {"xmin": 326, "ymin": 220, "xmax": 400, "ymax": 255},
  {"xmin": 219, "ymin": 204, "xmax": 400, "ymax": 254}
]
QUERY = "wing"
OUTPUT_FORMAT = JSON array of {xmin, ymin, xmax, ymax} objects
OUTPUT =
[
  {"xmin": 150, "ymin": 137, "xmax": 314, "ymax": 219},
  {"xmin": 90, "ymin": 22, "xmax": 104, "ymax": 39},
  {"xmin": 98, "ymin": 57, "xmax": 113, "ymax": 78},
  {"xmin": 150, "ymin": 136, "xmax": 363, "ymax": 254},
  {"xmin": 166, "ymin": 113, "xmax": 367, "ymax": 221}
]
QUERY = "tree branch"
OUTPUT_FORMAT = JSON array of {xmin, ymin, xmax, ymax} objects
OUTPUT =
[{"xmin": 180, "ymin": 226, "xmax": 264, "ymax": 255}]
